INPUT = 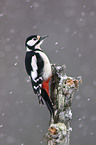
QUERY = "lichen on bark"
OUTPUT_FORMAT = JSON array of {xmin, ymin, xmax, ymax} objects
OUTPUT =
[{"xmin": 46, "ymin": 64, "xmax": 82, "ymax": 145}]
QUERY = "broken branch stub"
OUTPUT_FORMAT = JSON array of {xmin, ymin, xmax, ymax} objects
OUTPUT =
[{"xmin": 46, "ymin": 64, "xmax": 82, "ymax": 145}]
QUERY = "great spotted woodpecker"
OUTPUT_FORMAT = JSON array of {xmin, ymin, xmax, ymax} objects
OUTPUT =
[{"xmin": 25, "ymin": 35, "xmax": 54, "ymax": 117}]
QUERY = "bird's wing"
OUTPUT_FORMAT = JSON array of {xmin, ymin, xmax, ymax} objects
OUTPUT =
[{"xmin": 31, "ymin": 53, "xmax": 44, "ymax": 95}]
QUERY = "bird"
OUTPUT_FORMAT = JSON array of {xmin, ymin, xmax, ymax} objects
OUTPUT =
[{"xmin": 25, "ymin": 35, "xmax": 54, "ymax": 117}]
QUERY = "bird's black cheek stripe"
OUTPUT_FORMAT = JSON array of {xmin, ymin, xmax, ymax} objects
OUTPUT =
[{"xmin": 33, "ymin": 39, "xmax": 41, "ymax": 48}]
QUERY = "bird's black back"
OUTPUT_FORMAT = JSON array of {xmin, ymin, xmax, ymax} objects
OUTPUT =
[
  {"xmin": 25, "ymin": 51, "xmax": 35, "ymax": 76},
  {"xmin": 25, "ymin": 50, "xmax": 44, "ymax": 76},
  {"xmin": 25, "ymin": 49, "xmax": 44, "ymax": 95}
]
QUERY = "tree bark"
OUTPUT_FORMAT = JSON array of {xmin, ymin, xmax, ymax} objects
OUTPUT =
[{"xmin": 46, "ymin": 64, "xmax": 82, "ymax": 145}]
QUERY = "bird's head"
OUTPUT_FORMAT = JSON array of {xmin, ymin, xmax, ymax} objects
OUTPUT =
[{"xmin": 25, "ymin": 35, "xmax": 49, "ymax": 51}]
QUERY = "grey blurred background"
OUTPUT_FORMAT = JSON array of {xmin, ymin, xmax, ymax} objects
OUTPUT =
[{"xmin": 0, "ymin": 0, "xmax": 96, "ymax": 145}]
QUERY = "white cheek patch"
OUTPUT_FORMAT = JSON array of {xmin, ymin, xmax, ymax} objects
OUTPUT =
[{"xmin": 27, "ymin": 39, "xmax": 38, "ymax": 46}]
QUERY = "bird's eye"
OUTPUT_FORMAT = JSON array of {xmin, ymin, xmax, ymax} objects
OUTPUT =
[{"xmin": 33, "ymin": 38, "xmax": 37, "ymax": 41}]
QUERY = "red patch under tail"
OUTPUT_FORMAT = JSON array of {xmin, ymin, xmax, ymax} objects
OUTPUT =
[{"xmin": 42, "ymin": 76, "xmax": 51, "ymax": 97}]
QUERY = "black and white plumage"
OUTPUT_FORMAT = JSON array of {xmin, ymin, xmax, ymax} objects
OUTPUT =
[{"xmin": 25, "ymin": 35, "xmax": 54, "ymax": 116}]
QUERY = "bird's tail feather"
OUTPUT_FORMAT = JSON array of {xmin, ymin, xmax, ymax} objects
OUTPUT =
[{"xmin": 41, "ymin": 89, "xmax": 54, "ymax": 117}]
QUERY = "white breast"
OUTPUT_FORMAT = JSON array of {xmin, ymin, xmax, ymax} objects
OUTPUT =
[{"xmin": 36, "ymin": 51, "xmax": 52, "ymax": 80}]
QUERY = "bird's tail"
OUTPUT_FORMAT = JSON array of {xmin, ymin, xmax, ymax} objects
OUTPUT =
[{"xmin": 41, "ymin": 89, "xmax": 54, "ymax": 117}]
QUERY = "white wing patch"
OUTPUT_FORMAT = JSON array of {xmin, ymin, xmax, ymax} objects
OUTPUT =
[
  {"xmin": 31, "ymin": 55, "xmax": 38, "ymax": 80},
  {"xmin": 33, "ymin": 77, "xmax": 42, "ymax": 83}
]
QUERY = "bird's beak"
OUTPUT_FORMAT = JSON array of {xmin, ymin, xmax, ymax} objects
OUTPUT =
[{"xmin": 40, "ymin": 35, "xmax": 49, "ymax": 41}]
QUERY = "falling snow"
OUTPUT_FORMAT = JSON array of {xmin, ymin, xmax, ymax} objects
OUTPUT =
[
  {"xmin": 10, "ymin": 29, "xmax": 15, "ymax": 34},
  {"xmin": 40, "ymin": 129, "xmax": 43, "ymax": 132},
  {"xmin": 87, "ymin": 98, "xmax": 90, "ymax": 101},
  {"xmin": 32, "ymin": 25, "xmax": 37, "ymax": 29},
  {"xmin": 1, "ymin": 113, "xmax": 5, "ymax": 116},
  {"xmin": 14, "ymin": 62, "xmax": 18, "ymax": 66},
  {"xmin": 83, "ymin": 5, "xmax": 86, "ymax": 8},
  {"xmin": 90, "ymin": 11, "xmax": 95, "ymax": 16},
  {"xmin": 56, "ymin": 50, "xmax": 58, "ymax": 53},
  {"xmin": 0, "ymin": 13, "xmax": 4, "ymax": 17},
  {"xmin": 40, "ymin": 141, "xmax": 43, "ymax": 144},
  {"xmin": 27, "ymin": 79, "xmax": 30, "ymax": 82},
  {"xmin": 75, "ymin": 95, "xmax": 80, "ymax": 100},
  {"xmin": 9, "ymin": 91, "xmax": 12, "ymax": 94},
  {"xmin": 15, "ymin": 56, "xmax": 19, "ymax": 59},
  {"xmin": 0, "ymin": 125, "xmax": 3, "ymax": 128},
  {"xmin": 30, "ymin": 5, "xmax": 33, "ymax": 8},
  {"xmin": 78, "ymin": 124, "xmax": 83, "ymax": 128},
  {"xmin": 89, "ymin": 34, "xmax": 93, "ymax": 39},
  {"xmin": 65, "ymin": 28, "xmax": 70, "ymax": 33},
  {"xmin": 55, "ymin": 42, "xmax": 58, "ymax": 45},
  {"xmin": 6, "ymin": 38, "xmax": 10, "ymax": 42},
  {"xmin": 78, "ymin": 53, "xmax": 82, "ymax": 58},
  {"xmin": 33, "ymin": 2, "xmax": 39, "ymax": 8},
  {"xmin": 79, "ymin": 118, "xmax": 82, "ymax": 121},
  {"xmin": 81, "ymin": 12, "xmax": 86, "ymax": 16},
  {"xmin": 36, "ymin": 125, "xmax": 40, "ymax": 128},
  {"xmin": 61, "ymin": 47, "xmax": 64, "ymax": 50},
  {"xmin": 0, "ymin": 0, "xmax": 96, "ymax": 145},
  {"xmin": 76, "ymin": 18, "xmax": 86, "ymax": 27},
  {"xmin": 90, "ymin": 132, "xmax": 94, "ymax": 135}
]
